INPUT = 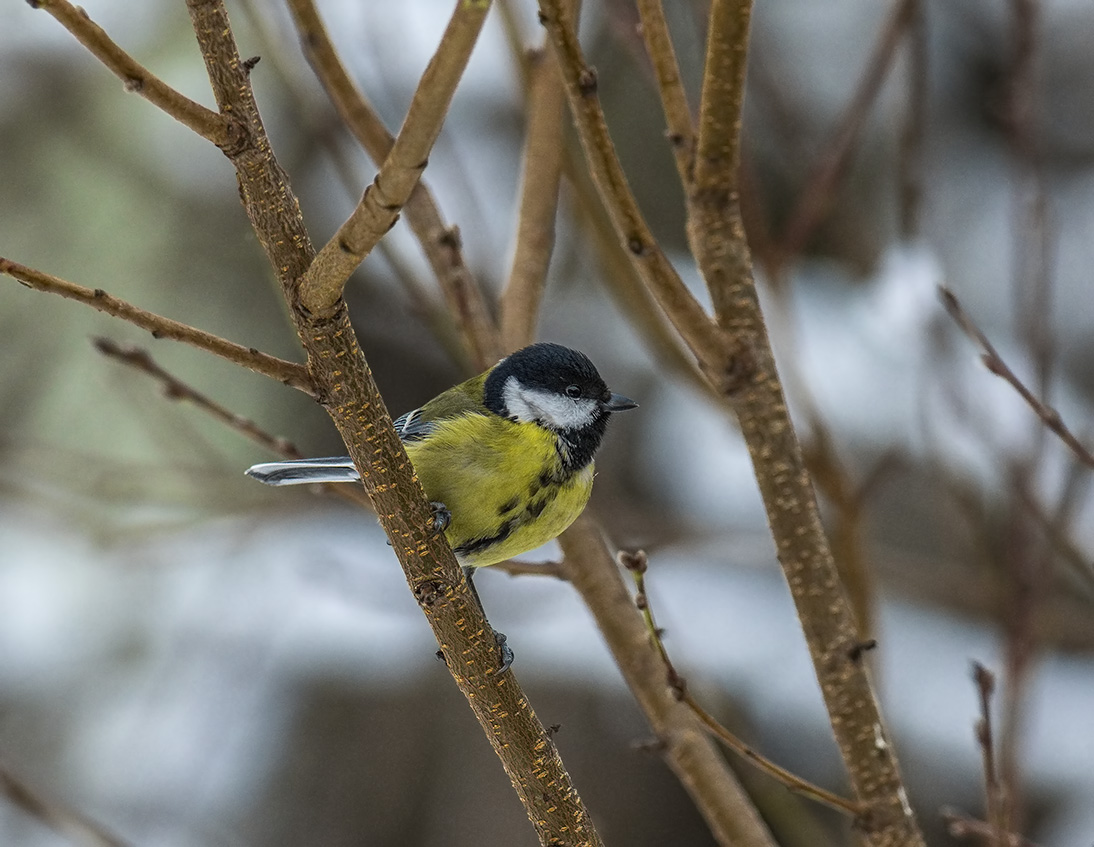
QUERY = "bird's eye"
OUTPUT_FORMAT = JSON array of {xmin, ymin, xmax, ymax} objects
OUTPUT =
[{"xmin": 565, "ymin": 384, "xmax": 581, "ymax": 398}]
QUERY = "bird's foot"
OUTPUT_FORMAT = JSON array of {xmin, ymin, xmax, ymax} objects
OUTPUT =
[
  {"xmin": 493, "ymin": 630, "xmax": 514, "ymax": 674},
  {"xmin": 429, "ymin": 501, "xmax": 451, "ymax": 535}
]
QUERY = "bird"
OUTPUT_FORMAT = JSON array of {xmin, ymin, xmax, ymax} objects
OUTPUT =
[{"xmin": 246, "ymin": 342, "xmax": 637, "ymax": 571}]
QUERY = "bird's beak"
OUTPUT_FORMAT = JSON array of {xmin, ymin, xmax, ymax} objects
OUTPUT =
[{"xmin": 603, "ymin": 393, "xmax": 638, "ymax": 412}]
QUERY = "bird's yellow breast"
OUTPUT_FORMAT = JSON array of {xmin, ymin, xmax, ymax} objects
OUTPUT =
[{"xmin": 404, "ymin": 413, "xmax": 594, "ymax": 567}]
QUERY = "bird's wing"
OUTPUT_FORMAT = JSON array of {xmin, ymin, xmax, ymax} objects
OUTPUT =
[{"xmin": 394, "ymin": 372, "xmax": 490, "ymax": 442}]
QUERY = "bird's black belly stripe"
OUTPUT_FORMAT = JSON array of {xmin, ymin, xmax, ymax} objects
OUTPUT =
[{"xmin": 456, "ymin": 518, "xmax": 516, "ymax": 557}]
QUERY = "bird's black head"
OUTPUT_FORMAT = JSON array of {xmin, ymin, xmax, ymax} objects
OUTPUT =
[{"xmin": 483, "ymin": 343, "xmax": 637, "ymax": 470}]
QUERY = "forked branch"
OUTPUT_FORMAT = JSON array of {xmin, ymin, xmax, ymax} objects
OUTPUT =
[
  {"xmin": 296, "ymin": 0, "xmax": 492, "ymax": 316},
  {"xmin": 31, "ymin": 0, "xmax": 231, "ymax": 146},
  {"xmin": 0, "ymin": 258, "xmax": 315, "ymax": 395}
]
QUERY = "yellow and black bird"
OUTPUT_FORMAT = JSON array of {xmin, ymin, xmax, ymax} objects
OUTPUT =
[{"xmin": 246, "ymin": 342, "xmax": 637, "ymax": 569}]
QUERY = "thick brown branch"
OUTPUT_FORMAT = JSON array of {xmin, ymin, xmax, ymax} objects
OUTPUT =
[
  {"xmin": 1, "ymin": 258, "xmax": 315, "ymax": 395},
  {"xmin": 546, "ymin": 0, "xmax": 926, "ymax": 841},
  {"xmin": 31, "ymin": 0, "xmax": 231, "ymax": 147},
  {"xmin": 499, "ymin": 45, "xmax": 567, "ymax": 352},
  {"xmin": 687, "ymin": 0, "xmax": 756, "ymax": 329},
  {"xmin": 635, "ymin": 0, "xmax": 696, "ymax": 189},
  {"xmin": 286, "ymin": 0, "xmax": 501, "ymax": 369},
  {"xmin": 297, "ymin": 1, "xmax": 493, "ymax": 317},
  {"xmin": 692, "ymin": 0, "xmax": 750, "ymax": 202},
  {"xmin": 183, "ymin": 2, "xmax": 603, "ymax": 843}
]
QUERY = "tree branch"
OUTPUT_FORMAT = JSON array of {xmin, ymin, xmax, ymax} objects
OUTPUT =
[
  {"xmin": 0, "ymin": 257, "xmax": 315, "ymax": 396},
  {"xmin": 621, "ymin": 549, "xmax": 862, "ymax": 819},
  {"xmin": 635, "ymin": 0, "xmax": 696, "ymax": 190},
  {"xmin": 181, "ymin": 2, "xmax": 604, "ymax": 843},
  {"xmin": 545, "ymin": 1, "xmax": 926, "ymax": 842},
  {"xmin": 286, "ymin": 0, "xmax": 501, "ymax": 369},
  {"xmin": 92, "ymin": 337, "xmax": 303, "ymax": 457},
  {"xmin": 940, "ymin": 287, "xmax": 1094, "ymax": 469},
  {"xmin": 776, "ymin": 0, "xmax": 916, "ymax": 265},
  {"xmin": 296, "ymin": 0, "xmax": 492, "ymax": 317},
  {"xmin": 30, "ymin": 0, "xmax": 231, "ymax": 147},
  {"xmin": 499, "ymin": 45, "xmax": 567, "ymax": 352},
  {"xmin": 688, "ymin": 0, "xmax": 753, "ymax": 326},
  {"xmin": 92, "ymin": 336, "xmax": 375, "ymax": 510},
  {"xmin": 0, "ymin": 764, "xmax": 130, "ymax": 847},
  {"xmin": 559, "ymin": 520, "xmax": 778, "ymax": 847},
  {"xmin": 538, "ymin": 0, "xmax": 736, "ymax": 382}
]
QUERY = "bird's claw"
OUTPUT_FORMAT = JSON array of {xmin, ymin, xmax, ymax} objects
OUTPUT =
[
  {"xmin": 494, "ymin": 630, "xmax": 514, "ymax": 674},
  {"xmin": 429, "ymin": 501, "xmax": 451, "ymax": 535}
]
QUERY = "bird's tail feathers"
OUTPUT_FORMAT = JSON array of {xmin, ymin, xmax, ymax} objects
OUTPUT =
[{"xmin": 246, "ymin": 457, "xmax": 360, "ymax": 486}]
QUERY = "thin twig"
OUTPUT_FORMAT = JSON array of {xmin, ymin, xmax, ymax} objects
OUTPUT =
[
  {"xmin": 297, "ymin": 0, "xmax": 493, "ymax": 317},
  {"xmin": 285, "ymin": 0, "xmax": 501, "ymax": 369},
  {"xmin": 620, "ymin": 551, "xmax": 863, "ymax": 819},
  {"xmin": 973, "ymin": 662, "xmax": 1008, "ymax": 845},
  {"xmin": 499, "ymin": 45, "xmax": 567, "ymax": 352},
  {"xmin": 181, "ymin": 2, "xmax": 605, "ymax": 842},
  {"xmin": 635, "ymin": 0, "xmax": 696, "ymax": 188},
  {"xmin": 1002, "ymin": 5, "xmax": 1053, "ymax": 826},
  {"xmin": 939, "ymin": 287, "xmax": 1094, "ymax": 469},
  {"xmin": 0, "ymin": 258, "xmax": 315, "ymax": 396},
  {"xmin": 559, "ymin": 523, "xmax": 778, "ymax": 847},
  {"xmin": 0, "ymin": 765, "xmax": 131, "ymax": 847},
  {"xmin": 30, "ymin": 0, "xmax": 231, "ymax": 147},
  {"xmin": 92, "ymin": 336, "xmax": 375, "ymax": 510},
  {"xmin": 494, "ymin": 559, "xmax": 567, "ymax": 579},
  {"xmin": 93, "ymin": 337, "xmax": 303, "ymax": 457}
]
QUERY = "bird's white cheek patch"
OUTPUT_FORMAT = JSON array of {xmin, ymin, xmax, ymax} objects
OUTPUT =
[{"xmin": 503, "ymin": 377, "xmax": 597, "ymax": 430}]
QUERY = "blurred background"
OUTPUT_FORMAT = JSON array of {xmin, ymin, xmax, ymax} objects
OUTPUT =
[{"xmin": 2, "ymin": 1, "xmax": 1093, "ymax": 845}]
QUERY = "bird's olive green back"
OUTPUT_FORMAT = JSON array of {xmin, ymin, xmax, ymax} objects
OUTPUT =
[{"xmin": 414, "ymin": 372, "xmax": 490, "ymax": 424}]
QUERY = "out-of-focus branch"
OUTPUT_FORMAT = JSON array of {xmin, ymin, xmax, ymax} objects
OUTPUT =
[
  {"xmin": 940, "ymin": 288, "xmax": 1094, "ymax": 469},
  {"xmin": 30, "ymin": 0, "xmax": 232, "ymax": 147},
  {"xmin": 0, "ymin": 258, "xmax": 315, "ymax": 396},
  {"xmin": 941, "ymin": 808, "xmax": 1043, "ymax": 847},
  {"xmin": 93, "ymin": 336, "xmax": 376, "ymax": 510},
  {"xmin": 286, "ymin": 0, "xmax": 501, "ymax": 369},
  {"xmin": 543, "ymin": 0, "xmax": 927, "ymax": 841},
  {"xmin": 621, "ymin": 550, "xmax": 862, "ymax": 819},
  {"xmin": 0, "ymin": 765, "xmax": 130, "ymax": 847},
  {"xmin": 296, "ymin": 1, "xmax": 492, "ymax": 318},
  {"xmin": 972, "ymin": 663, "xmax": 1009, "ymax": 843},
  {"xmin": 776, "ymin": 0, "xmax": 917, "ymax": 267},
  {"xmin": 559, "ymin": 520, "xmax": 778, "ymax": 847},
  {"xmin": 635, "ymin": 0, "xmax": 696, "ymax": 188},
  {"xmin": 499, "ymin": 45, "xmax": 567, "ymax": 352},
  {"xmin": 899, "ymin": 0, "xmax": 927, "ymax": 238}
]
